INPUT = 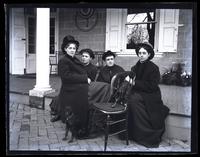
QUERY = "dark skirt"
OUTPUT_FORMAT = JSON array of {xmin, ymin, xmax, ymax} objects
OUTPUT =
[
  {"xmin": 88, "ymin": 82, "xmax": 111, "ymax": 132},
  {"xmin": 88, "ymin": 82, "xmax": 111, "ymax": 106},
  {"xmin": 127, "ymin": 92, "xmax": 165, "ymax": 148},
  {"xmin": 59, "ymin": 85, "xmax": 89, "ymax": 130}
]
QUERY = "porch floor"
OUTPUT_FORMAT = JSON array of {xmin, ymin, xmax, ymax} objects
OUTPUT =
[{"xmin": 7, "ymin": 74, "xmax": 191, "ymax": 154}]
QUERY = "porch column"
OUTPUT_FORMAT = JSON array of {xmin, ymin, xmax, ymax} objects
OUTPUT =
[{"xmin": 29, "ymin": 8, "xmax": 55, "ymax": 109}]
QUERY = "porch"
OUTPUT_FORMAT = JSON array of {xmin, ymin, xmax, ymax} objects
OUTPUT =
[{"xmin": 7, "ymin": 74, "xmax": 191, "ymax": 153}]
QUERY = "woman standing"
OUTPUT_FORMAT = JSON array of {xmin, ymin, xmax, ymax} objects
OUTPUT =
[
  {"xmin": 125, "ymin": 42, "xmax": 169, "ymax": 148},
  {"xmin": 58, "ymin": 35, "xmax": 91, "ymax": 138}
]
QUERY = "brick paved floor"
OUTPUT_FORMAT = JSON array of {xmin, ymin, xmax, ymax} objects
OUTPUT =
[
  {"xmin": 7, "ymin": 75, "xmax": 191, "ymax": 154},
  {"xmin": 8, "ymin": 96, "xmax": 191, "ymax": 154}
]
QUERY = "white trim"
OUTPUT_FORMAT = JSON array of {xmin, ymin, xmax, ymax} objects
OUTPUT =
[
  {"xmin": 122, "ymin": 9, "xmax": 158, "ymax": 54},
  {"xmin": 116, "ymin": 52, "xmax": 163, "ymax": 58},
  {"xmin": 158, "ymin": 9, "xmax": 179, "ymax": 53},
  {"xmin": 10, "ymin": 8, "xmax": 26, "ymax": 74},
  {"xmin": 9, "ymin": 8, "xmax": 12, "ymax": 74},
  {"xmin": 50, "ymin": 8, "xmax": 59, "ymax": 64},
  {"xmin": 154, "ymin": 9, "xmax": 160, "ymax": 53}
]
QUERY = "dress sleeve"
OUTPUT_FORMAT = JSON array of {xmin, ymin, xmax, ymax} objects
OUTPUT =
[
  {"xmin": 58, "ymin": 59, "xmax": 88, "ymax": 84},
  {"xmin": 133, "ymin": 66, "xmax": 160, "ymax": 92}
]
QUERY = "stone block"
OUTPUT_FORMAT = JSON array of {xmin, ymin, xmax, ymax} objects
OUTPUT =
[
  {"xmin": 163, "ymin": 114, "xmax": 191, "ymax": 143},
  {"xmin": 29, "ymin": 96, "xmax": 45, "ymax": 110}
]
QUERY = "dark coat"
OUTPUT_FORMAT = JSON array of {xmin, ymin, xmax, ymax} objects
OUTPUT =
[
  {"xmin": 97, "ymin": 64, "xmax": 125, "ymax": 83},
  {"xmin": 83, "ymin": 63, "xmax": 98, "ymax": 81},
  {"xmin": 131, "ymin": 60, "xmax": 169, "ymax": 129},
  {"xmin": 58, "ymin": 53, "xmax": 89, "ymax": 128}
]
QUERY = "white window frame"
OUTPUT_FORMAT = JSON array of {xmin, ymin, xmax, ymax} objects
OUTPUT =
[{"xmin": 106, "ymin": 9, "xmax": 180, "ymax": 57}]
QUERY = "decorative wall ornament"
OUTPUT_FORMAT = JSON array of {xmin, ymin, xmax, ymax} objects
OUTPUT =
[{"xmin": 75, "ymin": 8, "xmax": 98, "ymax": 32}]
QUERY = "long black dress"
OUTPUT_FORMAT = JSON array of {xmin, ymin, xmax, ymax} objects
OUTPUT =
[
  {"xmin": 127, "ymin": 60, "xmax": 169, "ymax": 148},
  {"xmin": 58, "ymin": 53, "xmax": 89, "ymax": 131},
  {"xmin": 97, "ymin": 64, "xmax": 125, "ymax": 83},
  {"xmin": 83, "ymin": 63, "xmax": 98, "ymax": 81},
  {"xmin": 89, "ymin": 64, "xmax": 125, "ymax": 105}
]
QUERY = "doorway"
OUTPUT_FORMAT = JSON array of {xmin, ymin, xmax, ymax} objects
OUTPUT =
[{"xmin": 25, "ymin": 8, "xmax": 57, "ymax": 74}]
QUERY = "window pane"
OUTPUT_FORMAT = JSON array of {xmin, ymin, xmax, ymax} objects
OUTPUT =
[
  {"xmin": 28, "ymin": 17, "xmax": 36, "ymax": 54},
  {"xmin": 50, "ymin": 18, "xmax": 55, "ymax": 54},
  {"xmin": 127, "ymin": 24, "xmax": 150, "ymax": 49},
  {"xmin": 29, "ymin": 45, "xmax": 35, "ymax": 54},
  {"xmin": 126, "ymin": 10, "xmax": 155, "ymax": 49}
]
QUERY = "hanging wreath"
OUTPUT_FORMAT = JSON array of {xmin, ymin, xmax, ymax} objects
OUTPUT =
[{"xmin": 75, "ymin": 8, "xmax": 98, "ymax": 32}]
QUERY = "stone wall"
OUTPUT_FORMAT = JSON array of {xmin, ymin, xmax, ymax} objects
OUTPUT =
[
  {"xmin": 58, "ymin": 9, "xmax": 192, "ymax": 75},
  {"xmin": 59, "ymin": 8, "xmax": 106, "ymax": 51}
]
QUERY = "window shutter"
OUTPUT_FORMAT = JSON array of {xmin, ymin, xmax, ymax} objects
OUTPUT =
[
  {"xmin": 158, "ymin": 9, "xmax": 179, "ymax": 52},
  {"xmin": 106, "ymin": 9, "xmax": 123, "ymax": 52}
]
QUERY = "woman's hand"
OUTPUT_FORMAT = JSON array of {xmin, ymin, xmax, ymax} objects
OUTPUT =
[
  {"xmin": 125, "ymin": 75, "xmax": 132, "ymax": 83},
  {"xmin": 87, "ymin": 78, "xmax": 91, "ymax": 84},
  {"xmin": 125, "ymin": 76, "xmax": 136, "ymax": 86}
]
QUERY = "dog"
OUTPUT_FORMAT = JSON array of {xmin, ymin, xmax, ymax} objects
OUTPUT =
[{"xmin": 62, "ymin": 106, "xmax": 78, "ymax": 143}]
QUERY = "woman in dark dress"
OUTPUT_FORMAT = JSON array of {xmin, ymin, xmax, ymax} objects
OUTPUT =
[
  {"xmin": 96, "ymin": 50, "xmax": 125, "ymax": 83},
  {"xmin": 89, "ymin": 50, "xmax": 125, "ymax": 104},
  {"xmin": 79, "ymin": 48, "xmax": 98, "ymax": 82},
  {"xmin": 58, "ymin": 35, "xmax": 91, "ymax": 138},
  {"xmin": 124, "ymin": 42, "xmax": 170, "ymax": 148}
]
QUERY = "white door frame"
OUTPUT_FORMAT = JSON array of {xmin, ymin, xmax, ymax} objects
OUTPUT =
[
  {"xmin": 10, "ymin": 8, "xmax": 26, "ymax": 75},
  {"xmin": 25, "ymin": 8, "xmax": 59, "ymax": 74},
  {"xmin": 25, "ymin": 14, "xmax": 36, "ymax": 74}
]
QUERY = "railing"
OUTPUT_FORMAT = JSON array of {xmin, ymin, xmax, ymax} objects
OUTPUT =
[
  {"xmin": 49, "ymin": 51, "xmax": 59, "ymax": 75},
  {"xmin": 92, "ymin": 51, "xmax": 104, "ymax": 67}
]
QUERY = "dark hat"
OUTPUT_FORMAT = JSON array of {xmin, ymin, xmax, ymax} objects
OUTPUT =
[
  {"xmin": 79, "ymin": 48, "xmax": 95, "ymax": 59},
  {"xmin": 102, "ymin": 50, "xmax": 116, "ymax": 61},
  {"xmin": 135, "ymin": 42, "xmax": 155, "ymax": 60},
  {"xmin": 61, "ymin": 35, "xmax": 80, "ymax": 52}
]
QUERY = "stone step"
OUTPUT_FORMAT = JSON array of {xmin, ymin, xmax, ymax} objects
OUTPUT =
[{"xmin": 9, "ymin": 92, "xmax": 53, "ymax": 111}]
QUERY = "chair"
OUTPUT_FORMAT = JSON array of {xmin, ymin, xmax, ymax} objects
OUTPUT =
[
  {"xmin": 90, "ymin": 71, "xmax": 134, "ymax": 151},
  {"xmin": 49, "ymin": 51, "xmax": 58, "ymax": 75}
]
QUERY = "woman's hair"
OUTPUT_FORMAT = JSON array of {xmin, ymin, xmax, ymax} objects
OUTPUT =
[
  {"xmin": 135, "ymin": 42, "xmax": 155, "ymax": 60},
  {"xmin": 135, "ymin": 44, "xmax": 151, "ymax": 55},
  {"xmin": 62, "ymin": 42, "xmax": 79, "ymax": 53},
  {"xmin": 61, "ymin": 35, "xmax": 80, "ymax": 53}
]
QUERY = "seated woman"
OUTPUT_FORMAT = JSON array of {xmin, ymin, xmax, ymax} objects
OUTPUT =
[
  {"xmin": 124, "ymin": 42, "xmax": 170, "ymax": 148},
  {"xmin": 96, "ymin": 50, "xmax": 125, "ymax": 83},
  {"xmin": 88, "ymin": 50, "xmax": 125, "ymax": 104},
  {"xmin": 79, "ymin": 48, "xmax": 98, "ymax": 82},
  {"xmin": 87, "ymin": 51, "xmax": 125, "ymax": 135}
]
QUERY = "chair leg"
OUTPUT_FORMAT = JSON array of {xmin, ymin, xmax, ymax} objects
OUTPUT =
[
  {"xmin": 88, "ymin": 109, "xmax": 94, "ymax": 134},
  {"xmin": 104, "ymin": 115, "xmax": 110, "ymax": 151},
  {"xmin": 126, "ymin": 112, "xmax": 129, "ymax": 145},
  {"xmin": 50, "ymin": 65, "xmax": 52, "ymax": 75}
]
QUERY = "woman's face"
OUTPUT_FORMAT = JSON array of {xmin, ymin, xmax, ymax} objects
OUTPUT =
[
  {"xmin": 64, "ymin": 43, "xmax": 77, "ymax": 57},
  {"xmin": 138, "ymin": 47, "xmax": 150, "ymax": 62},
  {"xmin": 81, "ymin": 52, "xmax": 92, "ymax": 65},
  {"xmin": 105, "ymin": 56, "xmax": 115, "ymax": 67}
]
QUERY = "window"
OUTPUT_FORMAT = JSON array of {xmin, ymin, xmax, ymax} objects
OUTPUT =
[
  {"xmin": 126, "ymin": 9, "xmax": 156, "ymax": 49},
  {"xmin": 25, "ymin": 8, "xmax": 57, "ymax": 55},
  {"xmin": 50, "ymin": 17, "xmax": 55, "ymax": 54},
  {"xmin": 106, "ymin": 9, "xmax": 179, "ymax": 54},
  {"xmin": 28, "ymin": 16, "xmax": 36, "ymax": 54}
]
